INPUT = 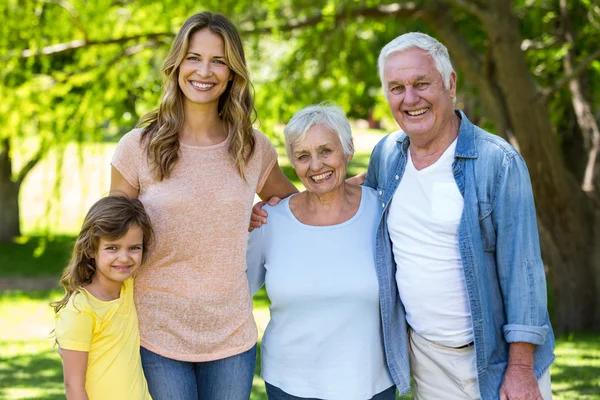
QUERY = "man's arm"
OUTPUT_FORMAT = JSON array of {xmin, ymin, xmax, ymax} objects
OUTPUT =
[{"xmin": 492, "ymin": 153, "xmax": 549, "ymax": 398}]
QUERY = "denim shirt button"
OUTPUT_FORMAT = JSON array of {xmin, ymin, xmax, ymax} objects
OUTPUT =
[
  {"xmin": 395, "ymin": 175, "xmax": 399, "ymax": 180},
  {"xmin": 382, "ymin": 202, "xmax": 385, "ymax": 208},
  {"xmin": 378, "ymin": 190, "xmax": 383, "ymax": 195}
]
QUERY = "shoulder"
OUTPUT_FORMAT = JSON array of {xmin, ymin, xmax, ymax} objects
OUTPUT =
[
  {"xmin": 252, "ymin": 129, "xmax": 275, "ymax": 149},
  {"xmin": 471, "ymin": 126, "xmax": 520, "ymax": 167},
  {"xmin": 263, "ymin": 196, "xmax": 291, "ymax": 217},
  {"xmin": 115, "ymin": 128, "xmax": 146, "ymax": 152},
  {"xmin": 372, "ymin": 129, "xmax": 404, "ymax": 154},
  {"xmin": 361, "ymin": 186, "xmax": 378, "ymax": 201},
  {"xmin": 57, "ymin": 291, "xmax": 94, "ymax": 318}
]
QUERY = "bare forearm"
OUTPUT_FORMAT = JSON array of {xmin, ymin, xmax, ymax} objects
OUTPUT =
[
  {"xmin": 65, "ymin": 384, "xmax": 89, "ymax": 400},
  {"xmin": 508, "ymin": 342, "xmax": 535, "ymax": 368}
]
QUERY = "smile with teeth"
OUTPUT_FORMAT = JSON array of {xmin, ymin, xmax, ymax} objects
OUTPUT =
[
  {"xmin": 311, "ymin": 171, "xmax": 332, "ymax": 182},
  {"xmin": 112, "ymin": 265, "xmax": 132, "ymax": 272},
  {"xmin": 406, "ymin": 108, "xmax": 429, "ymax": 116},
  {"xmin": 190, "ymin": 81, "xmax": 215, "ymax": 90}
]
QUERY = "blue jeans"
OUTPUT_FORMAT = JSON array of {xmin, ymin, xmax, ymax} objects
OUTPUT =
[
  {"xmin": 265, "ymin": 382, "xmax": 396, "ymax": 400},
  {"xmin": 140, "ymin": 344, "xmax": 256, "ymax": 400}
]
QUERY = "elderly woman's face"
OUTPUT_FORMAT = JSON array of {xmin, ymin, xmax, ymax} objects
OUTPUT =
[{"xmin": 290, "ymin": 124, "xmax": 352, "ymax": 196}]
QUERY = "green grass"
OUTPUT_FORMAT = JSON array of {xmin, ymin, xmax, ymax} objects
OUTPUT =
[{"xmin": 1, "ymin": 290, "xmax": 598, "ymax": 399}]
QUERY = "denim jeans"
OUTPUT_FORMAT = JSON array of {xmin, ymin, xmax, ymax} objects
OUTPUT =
[
  {"xmin": 264, "ymin": 382, "xmax": 396, "ymax": 400},
  {"xmin": 140, "ymin": 344, "xmax": 256, "ymax": 400}
]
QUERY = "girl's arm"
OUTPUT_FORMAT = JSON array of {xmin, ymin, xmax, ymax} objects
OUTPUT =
[
  {"xmin": 110, "ymin": 166, "xmax": 139, "ymax": 198},
  {"xmin": 61, "ymin": 349, "xmax": 90, "ymax": 400},
  {"xmin": 257, "ymin": 161, "xmax": 298, "ymax": 201}
]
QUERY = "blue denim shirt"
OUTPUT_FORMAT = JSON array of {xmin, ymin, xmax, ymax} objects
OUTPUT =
[{"xmin": 365, "ymin": 110, "xmax": 555, "ymax": 399}]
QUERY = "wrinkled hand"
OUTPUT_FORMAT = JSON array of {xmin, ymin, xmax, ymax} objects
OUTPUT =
[
  {"xmin": 345, "ymin": 171, "xmax": 367, "ymax": 186},
  {"xmin": 248, "ymin": 197, "xmax": 281, "ymax": 232},
  {"xmin": 499, "ymin": 365, "xmax": 543, "ymax": 400}
]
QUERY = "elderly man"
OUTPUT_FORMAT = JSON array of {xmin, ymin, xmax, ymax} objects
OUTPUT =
[{"xmin": 365, "ymin": 32, "xmax": 554, "ymax": 400}]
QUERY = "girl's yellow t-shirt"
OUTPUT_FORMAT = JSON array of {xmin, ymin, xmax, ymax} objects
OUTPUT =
[{"xmin": 55, "ymin": 278, "xmax": 151, "ymax": 399}]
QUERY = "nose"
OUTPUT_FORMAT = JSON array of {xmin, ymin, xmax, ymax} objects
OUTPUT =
[
  {"xmin": 197, "ymin": 61, "xmax": 212, "ymax": 77},
  {"xmin": 309, "ymin": 155, "xmax": 323, "ymax": 171},
  {"xmin": 116, "ymin": 250, "xmax": 130, "ymax": 262},
  {"xmin": 404, "ymin": 86, "xmax": 419, "ymax": 105}
]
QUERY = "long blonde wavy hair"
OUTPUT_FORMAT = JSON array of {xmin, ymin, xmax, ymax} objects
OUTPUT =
[
  {"xmin": 51, "ymin": 196, "xmax": 154, "ymax": 314},
  {"xmin": 137, "ymin": 11, "xmax": 257, "ymax": 181}
]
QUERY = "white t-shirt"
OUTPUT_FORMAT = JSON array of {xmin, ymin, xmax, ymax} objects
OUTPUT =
[
  {"xmin": 247, "ymin": 188, "xmax": 394, "ymax": 400},
  {"xmin": 387, "ymin": 139, "xmax": 473, "ymax": 347}
]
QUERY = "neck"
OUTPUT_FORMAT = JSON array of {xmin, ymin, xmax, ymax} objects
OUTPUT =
[
  {"xmin": 291, "ymin": 183, "xmax": 362, "ymax": 226},
  {"xmin": 181, "ymin": 100, "xmax": 225, "ymax": 139},
  {"xmin": 410, "ymin": 112, "xmax": 460, "ymax": 156},
  {"xmin": 86, "ymin": 276, "xmax": 122, "ymax": 301},
  {"xmin": 304, "ymin": 183, "xmax": 351, "ymax": 209},
  {"xmin": 408, "ymin": 113, "xmax": 459, "ymax": 170}
]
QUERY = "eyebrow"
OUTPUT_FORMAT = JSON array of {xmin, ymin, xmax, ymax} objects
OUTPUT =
[
  {"xmin": 293, "ymin": 144, "xmax": 335, "ymax": 154},
  {"xmin": 186, "ymin": 52, "xmax": 226, "ymax": 59},
  {"xmin": 387, "ymin": 75, "xmax": 428, "ymax": 85}
]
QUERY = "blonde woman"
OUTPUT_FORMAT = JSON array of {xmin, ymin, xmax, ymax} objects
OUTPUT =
[{"xmin": 110, "ymin": 11, "xmax": 296, "ymax": 399}]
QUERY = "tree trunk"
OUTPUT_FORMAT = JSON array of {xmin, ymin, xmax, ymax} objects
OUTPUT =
[
  {"xmin": 479, "ymin": 0, "xmax": 600, "ymax": 332},
  {"xmin": 0, "ymin": 139, "xmax": 21, "ymax": 242}
]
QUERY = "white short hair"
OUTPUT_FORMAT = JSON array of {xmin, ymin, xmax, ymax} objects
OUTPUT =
[
  {"xmin": 283, "ymin": 102, "xmax": 354, "ymax": 163},
  {"xmin": 378, "ymin": 32, "xmax": 455, "ymax": 92}
]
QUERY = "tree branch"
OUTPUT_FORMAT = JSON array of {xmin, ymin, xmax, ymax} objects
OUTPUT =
[
  {"xmin": 543, "ymin": 46, "xmax": 600, "ymax": 98},
  {"xmin": 43, "ymin": 0, "xmax": 88, "ymax": 40},
  {"xmin": 16, "ymin": 140, "xmax": 49, "ymax": 186},
  {"xmin": 248, "ymin": 2, "xmax": 420, "ymax": 34},
  {"xmin": 18, "ymin": 32, "xmax": 173, "ymax": 58}
]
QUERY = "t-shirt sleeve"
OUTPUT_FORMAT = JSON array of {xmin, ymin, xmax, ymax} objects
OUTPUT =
[
  {"xmin": 254, "ymin": 130, "xmax": 278, "ymax": 194},
  {"xmin": 55, "ymin": 300, "xmax": 94, "ymax": 352},
  {"xmin": 111, "ymin": 129, "xmax": 144, "ymax": 190}
]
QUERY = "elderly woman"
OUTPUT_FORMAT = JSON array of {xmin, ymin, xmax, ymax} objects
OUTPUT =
[{"xmin": 247, "ymin": 103, "xmax": 395, "ymax": 400}]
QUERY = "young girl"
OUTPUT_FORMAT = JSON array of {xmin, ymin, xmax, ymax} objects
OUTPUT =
[
  {"xmin": 52, "ymin": 196, "xmax": 154, "ymax": 399},
  {"xmin": 110, "ymin": 11, "xmax": 296, "ymax": 399}
]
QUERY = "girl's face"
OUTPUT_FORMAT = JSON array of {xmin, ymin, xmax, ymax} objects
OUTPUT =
[
  {"xmin": 93, "ymin": 225, "xmax": 144, "ymax": 290},
  {"xmin": 177, "ymin": 29, "xmax": 232, "ymax": 110}
]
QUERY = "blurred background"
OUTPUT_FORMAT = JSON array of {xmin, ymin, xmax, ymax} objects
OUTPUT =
[{"xmin": 1, "ymin": 0, "xmax": 599, "ymax": 398}]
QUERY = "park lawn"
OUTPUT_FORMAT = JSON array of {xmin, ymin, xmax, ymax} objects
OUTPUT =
[{"xmin": 1, "ymin": 289, "xmax": 599, "ymax": 399}]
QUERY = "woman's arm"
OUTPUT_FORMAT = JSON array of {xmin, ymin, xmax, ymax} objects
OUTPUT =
[
  {"xmin": 110, "ymin": 166, "xmax": 139, "ymax": 198},
  {"xmin": 257, "ymin": 161, "xmax": 298, "ymax": 201},
  {"xmin": 61, "ymin": 349, "xmax": 89, "ymax": 400}
]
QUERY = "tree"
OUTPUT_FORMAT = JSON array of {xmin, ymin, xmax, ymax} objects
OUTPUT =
[{"xmin": 4, "ymin": 0, "xmax": 600, "ymax": 332}]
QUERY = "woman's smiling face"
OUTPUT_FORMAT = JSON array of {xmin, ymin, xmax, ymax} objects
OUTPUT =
[
  {"xmin": 178, "ymin": 29, "xmax": 232, "ymax": 109},
  {"xmin": 291, "ymin": 124, "xmax": 352, "ymax": 197}
]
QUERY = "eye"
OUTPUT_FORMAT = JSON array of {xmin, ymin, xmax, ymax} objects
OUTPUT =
[
  {"xmin": 297, "ymin": 154, "xmax": 308, "ymax": 161},
  {"xmin": 414, "ymin": 82, "xmax": 428, "ymax": 89},
  {"xmin": 105, "ymin": 246, "xmax": 117, "ymax": 251},
  {"xmin": 389, "ymin": 85, "xmax": 404, "ymax": 95},
  {"xmin": 320, "ymin": 148, "xmax": 332, "ymax": 155},
  {"xmin": 131, "ymin": 245, "xmax": 143, "ymax": 251},
  {"xmin": 186, "ymin": 56, "xmax": 200, "ymax": 61},
  {"xmin": 212, "ymin": 59, "xmax": 226, "ymax": 65}
]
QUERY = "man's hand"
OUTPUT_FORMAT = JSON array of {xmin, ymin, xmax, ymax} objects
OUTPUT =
[
  {"xmin": 500, "ymin": 342, "xmax": 542, "ymax": 400},
  {"xmin": 249, "ymin": 197, "xmax": 281, "ymax": 232},
  {"xmin": 346, "ymin": 171, "xmax": 366, "ymax": 186},
  {"xmin": 500, "ymin": 365, "xmax": 542, "ymax": 400}
]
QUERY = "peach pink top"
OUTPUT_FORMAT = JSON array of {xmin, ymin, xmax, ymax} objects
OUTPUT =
[{"xmin": 112, "ymin": 128, "xmax": 277, "ymax": 361}]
